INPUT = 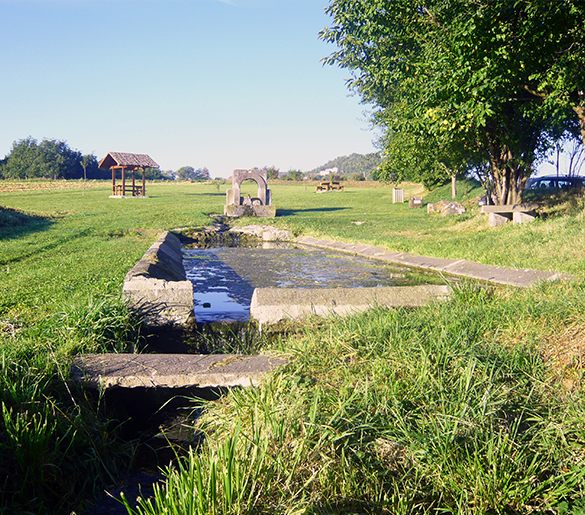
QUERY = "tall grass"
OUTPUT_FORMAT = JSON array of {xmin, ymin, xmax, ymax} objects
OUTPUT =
[
  {"xmin": 0, "ymin": 295, "xmax": 145, "ymax": 512},
  {"xmin": 1, "ymin": 181, "xmax": 585, "ymax": 513},
  {"xmin": 126, "ymin": 281, "xmax": 585, "ymax": 514}
]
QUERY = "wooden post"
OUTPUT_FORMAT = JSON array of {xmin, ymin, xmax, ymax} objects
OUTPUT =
[
  {"xmin": 122, "ymin": 167, "xmax": 126, "ymax": 197},
  {"xmin": 112, "ymin": 168, "xmax": 116, "ymax": 195},
  {"xmin": 142, "ymin": 168, "xmax": 146, "ymax": 196},
  {"xmin": 132, "ymin": 170, "xmax": 136, "ymax": 197}
]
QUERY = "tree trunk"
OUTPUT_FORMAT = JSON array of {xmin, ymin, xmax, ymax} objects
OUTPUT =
[
  {"xmin": 573, "ymin": 101, "xmax": 585, "ymax": 150},
  {"xmin": 451, "ymin": 175, "xmax": 457, "ymax": 199}
]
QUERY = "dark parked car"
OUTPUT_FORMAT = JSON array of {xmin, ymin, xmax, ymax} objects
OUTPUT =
[{"xmin": 526, "ymin": 175, "xmax": 585, "ymax": 190}]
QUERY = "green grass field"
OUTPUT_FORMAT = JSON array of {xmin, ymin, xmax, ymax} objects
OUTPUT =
[{"xmin": 1, "ymin": 179, "xmax": 585, "ymax": 514}]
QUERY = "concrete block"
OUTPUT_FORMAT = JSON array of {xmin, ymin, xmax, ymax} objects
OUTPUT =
[
  {"xmin": 226, "ymin": 188, "xmax": 237, "ymax": 205},
  {"xmin": 123, "ymin": 277, "xmax": 194, "ymax": 326},
  {"xmin": 123, "ymin": 231, "xmax": 194, "ymax": 326},
  {"xmin": 125, "ymin": 231, "xmax": 186, "ymax": 282},
  {"xmin": 250, "ymin": 285, "xmax": 452, "ymax": 325},
  {"xmin": 489, "ymin": 212, "xmax": 511, "ymax": 227},
  {"xmin": 513, "ymin": 211, "xmax": 536, "ymax": 225},
  {"xmin": 224, "ymin": 204, "xmax": 276, "ymax": 218}
]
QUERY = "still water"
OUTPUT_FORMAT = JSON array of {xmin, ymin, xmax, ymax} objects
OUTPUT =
[{"xmin": 183, "ymin": 244, "xmax": 443, "ymax": 323}]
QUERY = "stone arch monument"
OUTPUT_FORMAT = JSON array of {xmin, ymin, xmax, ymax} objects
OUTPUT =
[{"xmin": 224, "ymin": 169, "xmax": 276, "ymax": 217}]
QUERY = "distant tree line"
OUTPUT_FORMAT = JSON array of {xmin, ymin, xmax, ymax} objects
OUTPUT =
[
  {"xmin": 173, "ymin": 166, "xmax": 211, "ymax": 181},
  {"xmin": 0, "ymin": 137, "xmax": 106, "ymax": 180},
  {"xmin": 0, "ymin": 137, "xmax": 214, "ymax": 182}
]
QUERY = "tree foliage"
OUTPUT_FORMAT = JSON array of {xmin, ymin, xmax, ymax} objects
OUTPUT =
[
  {"xmin": 143, "ymin": 168, "xmax": 172, "ymax": 181},
  {"xmin": 1, "ymin": 137, "xmax": 102, "ymax": 180},
  {"xmin": 311, "ymin": 152, "xmax": 381, "ymax": 179},
  {"xmin": 321, "ymin": 0, "xmax": 584, "ymax": 204},
  {"xmin": 175, "ymin": 166, "xmax": 211, "ymax": 181},
  {"xmin": 285, "ymin": 169, "xmax": 304, "ymax": 181}
]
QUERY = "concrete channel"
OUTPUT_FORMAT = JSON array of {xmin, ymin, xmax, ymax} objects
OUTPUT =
[{"xmin": 74, "ymin": 228, "xmax": 571, "ymax": 391}]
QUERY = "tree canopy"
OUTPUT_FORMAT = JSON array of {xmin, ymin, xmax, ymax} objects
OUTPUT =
[
  {"xmin": 321, "ymin": 0, "xmax": 585, "ymax": 204},
  {"xmin": 175, "ymin": 166, "xmax": 211, "ymax": 181},
  {"xmin": 1, "ymin": 137, "xmax": 102, "ymax": 180}
]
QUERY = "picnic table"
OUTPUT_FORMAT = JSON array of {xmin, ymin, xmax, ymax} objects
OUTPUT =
[{"xmin": 316, "ymin": 181, "xmax": 344, "ymax": 192}]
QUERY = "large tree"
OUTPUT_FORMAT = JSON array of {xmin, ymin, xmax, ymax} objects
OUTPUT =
[
  {"xmin": 1, "ymin": 137, "xmax": 96, "ymax": 180},
  {"xmin": 518, "ymin": 1, "xmax": 585, "ymax": 147},
  {"xmin": 321, "ymin": 0, "xmax": 582, "ymax": 204}
]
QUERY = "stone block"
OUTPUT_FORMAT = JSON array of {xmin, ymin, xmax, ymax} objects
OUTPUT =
[
  {"xmin": 513, "ymin": 211, "xmax": 536, "ymax": 225},
  {"xmin": 427, "ymin": 200, "xmax": 466, "ymax": 215},
  {"xmin": 123, "ymin": 278, "xmax": 194, "ymax": 326},
  {"xmin": 262, "ymin": 228, "xmax": 293, "ymax": 241},
  {"xmin": 125, "ymin": 231, "xmax": 186, "ymax": 282},
  {"xmin": 229, "ymin": 225, "xmax": 292, "ymax": 241},
  {"xmin": 250, "ymin": 285, "xmax": 452, "ymax": 325},
  {"xmin": 72, "ymin": 353, "xmax": 289, "ymax": 389},
  {"xmin": 224, "ymin": 204, "xmax": 276, "ymax": 218},
  {"xmin": 225, "ymin": 188, "xmax": 237, "ymax": 206},
  {"xmin": 489, "ymin": 212, "xmax": 512, "ymax": 227},
  {"xmin": 123, "ymin": 231, "xmax": 194, "ymax": 326}
]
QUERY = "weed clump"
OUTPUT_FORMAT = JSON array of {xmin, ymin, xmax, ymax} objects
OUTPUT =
[{"xmin": 0, "ymin": 296, "xmax": 145, "ymax": 513}]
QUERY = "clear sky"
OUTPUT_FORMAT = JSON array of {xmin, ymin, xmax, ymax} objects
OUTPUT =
[{"xmin": 0, "ymin": 0, "xmax": 378, "ymax": 178}]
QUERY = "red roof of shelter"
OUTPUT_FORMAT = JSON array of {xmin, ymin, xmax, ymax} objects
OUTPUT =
[{"xmin": 99, "ymin": 152, "xmax": 159, "ymax": 170}]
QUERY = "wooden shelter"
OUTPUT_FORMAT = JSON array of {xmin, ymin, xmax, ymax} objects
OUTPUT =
[{"xmin": 99, "ymin": 152, "xmax": 159, "ymax": 197}]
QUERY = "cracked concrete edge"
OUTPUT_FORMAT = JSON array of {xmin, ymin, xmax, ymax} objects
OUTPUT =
[
  {"xmin": 71, "ymin": 353, "xmax": 290, "ymax": 389},
  {"xmin": 295, "ymin": 236, "xmax": 572, "ymax": 288}
]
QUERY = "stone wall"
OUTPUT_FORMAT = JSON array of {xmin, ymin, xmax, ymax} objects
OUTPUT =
[{"xmin": 123, "ymin": 231, "xmax": 194, "ymax": 326}]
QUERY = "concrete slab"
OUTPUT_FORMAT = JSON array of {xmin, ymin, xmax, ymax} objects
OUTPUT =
[
  {"xmin": 480, "ymin": 202, "xmax": 539, "ymax": 214},
  {"xmin": 295, "ymin": 236, "xmax": 571, "ymax": 288},
  {"xmin": 71, "ymin": 353, "xmax": 289, "ymax": 389},
  {"xmin": 250, "ymin": 285, "xmax": 452, "ymax": 325}
]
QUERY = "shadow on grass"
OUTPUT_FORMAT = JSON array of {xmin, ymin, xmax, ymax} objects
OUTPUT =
[
  {"xmin": 0, "ymin": 206, "xmax": 54, "ymax": 240},
  {"xmin": 277, "ymin": 207, "xmax": 349, "ymax": 216},
  {"xmin": 181, "ymin": 192, "xmax": 225, "ymax": 197}
]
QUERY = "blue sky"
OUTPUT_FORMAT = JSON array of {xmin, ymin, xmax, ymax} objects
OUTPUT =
[{"xmin": 0, "ymin": 0, "xmax": 377, "ymax": 177}]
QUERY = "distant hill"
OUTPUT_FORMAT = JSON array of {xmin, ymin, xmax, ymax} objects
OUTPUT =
[{"xmin": 310, "ymin": 152, "xmax": 381, "ymax": 179}]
